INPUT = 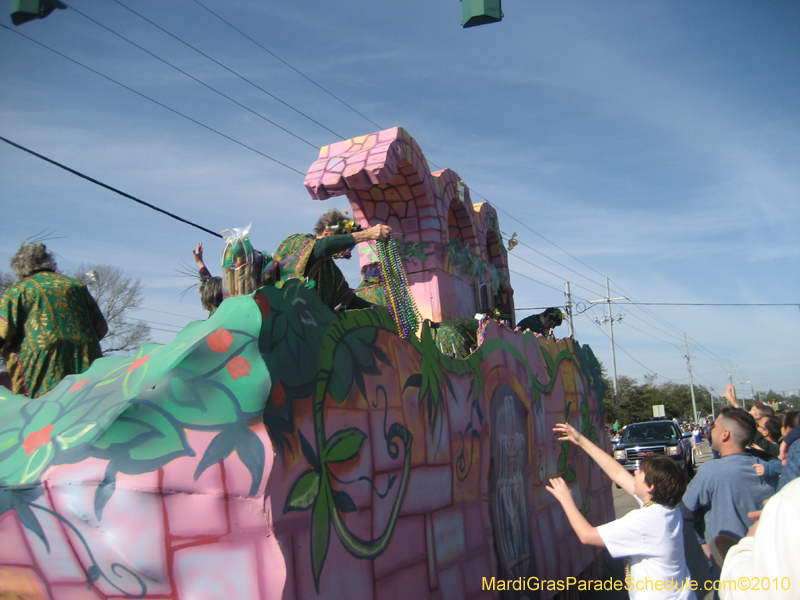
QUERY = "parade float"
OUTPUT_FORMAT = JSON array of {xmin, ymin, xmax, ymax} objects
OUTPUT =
[{"xmin": 0, "ymin": 128, "xmax": 614, "ymax": 600}]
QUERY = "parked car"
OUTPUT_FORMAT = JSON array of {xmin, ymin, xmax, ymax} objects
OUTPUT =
[{"xmin": 613, "ymin": 420, "xmax": 695, "ymax": 478}]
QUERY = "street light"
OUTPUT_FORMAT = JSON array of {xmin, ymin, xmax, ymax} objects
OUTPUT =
[{"xmin": 10, "ymin": 0, "xmax": 66, "ymax": 26}]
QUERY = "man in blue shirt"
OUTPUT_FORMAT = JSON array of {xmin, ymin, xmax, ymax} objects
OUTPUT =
[{"xmin": 681, "ymin": 408, "xmax": 774, "ymax": 568}]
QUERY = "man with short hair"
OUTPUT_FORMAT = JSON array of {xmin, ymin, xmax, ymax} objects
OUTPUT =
[
  {"xmin": 758, "ymin": 416, "xmax": 782, "ymax": 445},
  {"xmin": 681, "ymin": 407, "xmax": 774, "ymax": 566},
  {"xmin": 721, "ymin": 384, "xmax": 779, "ymax": 458}
]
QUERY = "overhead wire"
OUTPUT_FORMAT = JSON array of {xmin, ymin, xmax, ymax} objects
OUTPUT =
[
  {"xmin": 618, "ymin": 319, "xmax": 679, "ymax": 347},
  {"xmin": 501, "ymin": 229, "xmax": 607, "ymax": 293},
  {"xmin": 135, "ymin": 306, "xmax": 201, "ymax": 320},
  {"xmin": 0, "ymin": 24, "xmax": 307, "ymax": 176},
  {"xmin": 584, "ymin": 313, "xmax": 662, "ymax": 379},
  {"xmin": 507, "ymin": 252, "xmax": 602, "ymax": 297},
  {"xmin": 0, "ymin": 134, "xmax": 224, "ymax": 238},
  {"xmin": 111, "ymin": 0, "xmax": 346, "ymax": 140},
  {"xmin": 67, "ymin": 5, "xmax": 320, "ymax": 149},
  {"xmin": 191, "ymin": 0, "xmax": 384, "ymax": 131},
  {"xmin": 508, "ymin": 269, "xmax": 564, "ymax": 294}
]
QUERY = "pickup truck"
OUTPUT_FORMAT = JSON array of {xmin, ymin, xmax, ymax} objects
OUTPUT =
[{"xmin": 613, "ymin": 420, "xmax": 695, "ymax": 478}]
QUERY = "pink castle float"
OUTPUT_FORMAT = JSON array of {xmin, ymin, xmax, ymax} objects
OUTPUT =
[{"xmin": 0, "ymin": 128, "xmax": 613, "ymax": 600}]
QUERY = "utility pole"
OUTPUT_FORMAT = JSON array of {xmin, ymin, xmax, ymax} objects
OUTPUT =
[
  {"xmin": 709, "ymin": 388, "xmax": 715, "ymax": 421},
  {"xmin": 677, "ymin": 333, "xmax": 699, "ymax": 422},
  {"xmin": 564, "ymin": 281, "xmax": 575, "ymax": 337},
  {"xmin": 723, "ymin": 361, "xmax": 745, "ymax": 409},
  {"xmin": 589, "ymin": 278, "xmax": 628, "ymax": 414}
]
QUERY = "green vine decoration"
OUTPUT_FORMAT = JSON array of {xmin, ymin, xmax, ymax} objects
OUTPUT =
[
  {"xmin": 281, "ymin": 309, "xmax": 414, "ymax": 592},
  {"xmin": 446, "ymin": 238, "xmax": 508, "ymax": 292}
]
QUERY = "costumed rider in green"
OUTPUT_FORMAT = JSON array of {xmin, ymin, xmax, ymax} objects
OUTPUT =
[
  {"xmin": 516, "ymin": 307, "xmax": 564, "ymax": 338},
  {"xmin": 0, "ymin": 243, "xmax": 108, "ymax": 398},
  {"xmin": 270, "ymin": 209, "xmax": 392, "ymax": 312},
  {"xmin": 354, "ymin": 261, "xmax": 386, "ymax": 307}
]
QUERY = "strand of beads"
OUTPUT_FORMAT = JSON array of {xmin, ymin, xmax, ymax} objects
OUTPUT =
[{"xmin": 377, "ymin": 235, "xmax": 421, "ymax": 338}]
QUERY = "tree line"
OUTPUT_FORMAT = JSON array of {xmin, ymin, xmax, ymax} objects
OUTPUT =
[{"xmin": 603, "ymin": 373, "xmax": 799, "ymax": 426}]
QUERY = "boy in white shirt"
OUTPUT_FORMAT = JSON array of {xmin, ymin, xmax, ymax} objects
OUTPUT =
[{"xmin": 546, "ymin": 422, "xmax": 696, "ymax": 600}]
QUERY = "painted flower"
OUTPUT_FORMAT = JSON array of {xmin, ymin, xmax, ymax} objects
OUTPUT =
[
  {"xmin": 207, "ymin": 328, "xmax": 235, "ymax": 353},
  {"xmin": 254, "ymin": 294, "xmax": 271, "ymax": 319},
  {"xmin": 271, "ymin": 380, "xmax": 286, "ymax": 408},
  {"xmin": 23, "ymin": 424, "xmax": 54, "ymax": 455},
  {"xmin": 226, "ymin": 356, "xmax": 251, "ymax": 380},
  {"xmin": 69, "ymin": 377, "xmax": 89, "ymax": 393},
  {"xmin": 127, "ymin": 354, "xmax": 151, "ymax": 372}
]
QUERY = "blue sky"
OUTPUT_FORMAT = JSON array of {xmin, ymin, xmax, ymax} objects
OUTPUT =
[{"xmin": 1, "ymin": 1, "xmax": 798, "ymax": 401}]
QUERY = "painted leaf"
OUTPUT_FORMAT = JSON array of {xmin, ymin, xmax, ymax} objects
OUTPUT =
[
  {"xmin": 235, "ymin": 426, "xmax": 266, "ymax": 496},
  {"xmin": 165, "ymin": 377, "xmax": 240, "ymax": 427},
  {"xmin": 54, "ymin": 422, "xmax": 97, "ymax": 449},
  {"xmin": 21, "ymin": 443, "xmax": 54, "ymax": 484},
  {"xmin": 284, "ymin": 469, "xmax": 320, "ymax": 512},
  {"xmin": 329, "ymin": 345, "xmax": 353, "ymax": 403},
  {"xmin": 557, "ymin": 442, "xmax": 568, "ymax": 471},
  {"xmin": 331, "ymin": 489, "xmax": 357, "ymax": 513},
  {"xmin": 0, "ymin": 429, "xmax": 18, "ymax": 458},
  {"xmin": 94, "ymin": 475, "xmax": 116, "ymax": 520},
  {"xmin": 194, "ymin": 428, "xmax": 237, "ymax": 481},
  {"xmin": 95, "ymin": 403, "xmax": 192, "ymax": 466},
  {"xmin": 564, "ymin": 465, "xmax": 577, "ymax": 483},
  {"xmin": 372, "ymin": 345, "xmax": 393, "ymax": 368},
  {"xmin": 13, "ymin": 499, "xmax": 49, "ymax": 552},
  {"xmin": 311, "ymin": 483, "xmax": 331, "ymax": 592},
  {"xmin": 86, "ymin": 565, "xmax": 101, "ymax": 583},
  {"xmin": 403, "ymin": 373, "xmax": 422, "ymax": 391},
  {"xmin": 324, "ymin": 428, "xmax": 367, "ymax": 463},
  {"xmin": 540, "ymin": 345, "xmax": 556, "ymax": 377},
  {"xmin": 299, "ymin": 430, "xmax": 319, "ymax": 470}
]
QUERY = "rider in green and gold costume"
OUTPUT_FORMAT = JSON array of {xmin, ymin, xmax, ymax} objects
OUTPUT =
[
  {"xmin": 270, "ymin": 209, "xmax": 391, "ymax": 312},
  {"xmin": 0, "ymin": 244, "xmax": 108, "ymax": 398}
]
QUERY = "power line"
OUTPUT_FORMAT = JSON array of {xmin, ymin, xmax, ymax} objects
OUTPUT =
[
  {"xmin": 191, "ymin": 0, "xmax": 383, "ymax": 131},
  {"xmin": 619, "ymin": 319, "xmax": 680, "ymax": 347},
  {"xmin": 0, "ymin": 134, "xmax": 224, "ymax": 238},
  {"xmin": 148, "ymin": 325, "xmax": 185, "ymax": 334},
  {"xmin": 68, "ymin": 5, "xmax": 319, "ymax": 150},
  {"xmin": 135, "ymin": 306, "xmax": 201, "ymax": 320},
  {"xmin": 501, "ymin": 229, "xmax": 607, "ymax": 293},
  {"xmin": 585, "ymin": 314, "xmax": 658, "ymax": 379},
  {"xmin": 0, "ymin": 25, "xmax": 306, "ymax": 175},
  {"xmin": 623, "ymin": 311, "xmax": 685, "ymax": 344},
  {"xmin": 508, "ymin": 253, "xmax": 600, "ymax": 297},
  {"xmin": 626, "ymin": 302, "xmax": 800, "ymax": 308},
  {"xmin": 508, "ymin": 269, "xmax": 564, "ymax": 294},
  {"xmin": 139, "ymin": 319, "xmax": 184, "ymax": 330},
  {"xmin": 111, "ymin": 0, "xmax": 346, "ymax": 140},
  {"xmin": 490, "ymin": 201, "xmax": 610, "ymax": 282}
]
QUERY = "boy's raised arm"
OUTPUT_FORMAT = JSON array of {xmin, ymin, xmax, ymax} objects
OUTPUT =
[{"xmin": 553, "ymin": 423, "xmax": 635, "ymax": 497}]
